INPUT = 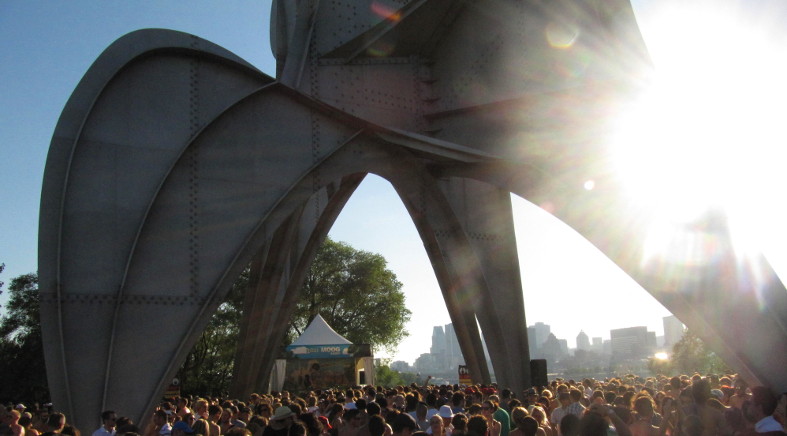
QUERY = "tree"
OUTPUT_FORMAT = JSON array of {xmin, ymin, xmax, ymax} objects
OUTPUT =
[
  {"xmin": 670, "ymin": 329, "xmax": 730, "ymax": 374},
  {"xmin": 647, "ymin": 328, "xmax": 730, "ymax": 376},
  {"xmin": 0, "ymin": 272, "xmax": 49, "ymax": 403},
  {"xmin": 178, "ymin": 268, "xmax": 248, "ymax": 396},
  {"xmin": 0, "ymin": 263, "xmax": 5, "ymax": 304},
  {"xmin": 289, "ymin": 237, "xmax": 411, "ymax": 354}
]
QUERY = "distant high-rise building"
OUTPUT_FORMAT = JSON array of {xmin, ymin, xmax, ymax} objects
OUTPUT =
[
  {"xmin": 577, "ymin": 331, "xmax": 591, "ymax": 351},
  {"xmin": 444, "ymin": 323, "xmax": 464, "ymax": 369},
  {"xmin": 415, "ymin": 352, "xmax": 440, "ymax": 373},
  {"xmin": 592, "ymin": 337, "xmax": 603, "ymax": 352},
  {"xmin": 391, "ymin": 360, "xmax": 411, "ymax": 372},
  {"xmin": 610, "ymin": 326, "xmax": 655, "ymax": 358},
  {"xmin": 527, "ymin": 326, "xmax": 537, "ymax": 355},
  {"xmin": 663, "ymin": 316, "xmax": 684, "ymax": 347},
  {"xmin": 532, "ymin": 322, "xmax": 551, "ymax": 349},
  {"xmin": 431, "ymin": 326, "xmax": 447, "ymax": 355},
  {"xmin": 559, "ymin": 339, "xmax": 569, "ymax": 356}
]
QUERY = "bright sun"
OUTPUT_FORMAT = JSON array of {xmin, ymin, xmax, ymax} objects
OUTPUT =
[{"xmin": 612, "ymin": 0, "xmax": 787, "ymax": 268}]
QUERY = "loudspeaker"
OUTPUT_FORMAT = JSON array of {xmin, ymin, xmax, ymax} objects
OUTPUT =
[{"xmin": 530, "ymin": 359, "xmax": 548, "ymax": 387}]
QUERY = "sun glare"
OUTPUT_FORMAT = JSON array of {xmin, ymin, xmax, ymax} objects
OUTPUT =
[{"xmin": 612, "ymin": 1, "xmax": 787, "ymax": 265}]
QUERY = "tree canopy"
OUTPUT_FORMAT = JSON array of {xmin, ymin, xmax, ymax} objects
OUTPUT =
[
  {"xmin": 289, "ymin": 237, "xmax": 411, "ymax": 354},
  {"xmin": 0, "ymin": 271, "xmax": 48, "ymax": 403},
  {"xmin": 648, "ymin": 328, "xmax": 730, "ymax": 376},
  {"xmin": 0, "ymin": 237, "xmax": 412, "ymax": 399},
  {"xmin": 179, "ymin": 237, "xmax": 411, "ymax": 394}
]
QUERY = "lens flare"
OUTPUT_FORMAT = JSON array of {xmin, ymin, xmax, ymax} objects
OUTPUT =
[
  {"xmin": 546, "ymin": 21, "xmax": 580, "ymax": 49},
  {"xmin": 371, "ymin": 2, "xmax": 402, "ymax": 23},
  {"xmin": 611, "ymin": 1, "xmax": 787, "ymax": 279}
]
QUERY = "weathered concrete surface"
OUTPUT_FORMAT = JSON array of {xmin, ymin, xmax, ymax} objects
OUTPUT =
[{"xmin": 40, "ymin": 0, "xmax": 787, "ymax": 430}]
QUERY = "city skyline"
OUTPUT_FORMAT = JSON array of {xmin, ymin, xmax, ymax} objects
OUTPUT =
[{"xmin": 396, "ymin": 317, "xmax": 683, "ymax": 369}]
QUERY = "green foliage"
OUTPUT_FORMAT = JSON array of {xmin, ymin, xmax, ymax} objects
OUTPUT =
[
  {"xmin": 290, "ymin": 238, "xmax": 411, "ymax": 354},
  {"xmin": 671, "ymin": 329, "xmax": 730, "ymax": 374},
  {"xmin": 647, "ymin": 328, "xmax": 731, "ymax": 376},
  {"xmin": 178, "ymin": 237, "xmax": 411, "ymax": 394},
  {"xmin": 0, "ymin": 272, "xmax": 49, "ymax": 403},
  {"xmin": 178, "ymin": 269, "xmax": 248, "ymax": 396},
  {"xmin": 374, "ymin": 361, "xmax": 420, "ymax": 387}
]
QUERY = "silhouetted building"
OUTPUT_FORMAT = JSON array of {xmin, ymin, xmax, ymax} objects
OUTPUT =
[
  {"xmin": 610, "ymin": 326, "xmax": 655, "ymax": 359},
  {"xmin": 663, "ymin": 316, "xmax": 684, "ymax": 347},
  {"xmin": 577, "ymin": 331, "xmax": 591, "ymax": 351}
]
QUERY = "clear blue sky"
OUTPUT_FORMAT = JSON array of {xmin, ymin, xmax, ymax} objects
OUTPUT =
[{"xmin": 2, "ymin": 0, "xmax": 785, "ymax": 365}]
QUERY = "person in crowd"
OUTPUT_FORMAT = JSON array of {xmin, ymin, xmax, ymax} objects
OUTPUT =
[
  {"xmin": 144, "ymin": 410, "xmax": 171, "ymax": 436},
  {"xmin": 60, "ymin": 425, "xmax": 80, "ymax": 436},
  {"xmin": 582, "ymin": 403, "xmax": 632, "ymax": 436},
  {"xmin": 774, "ymin": 393, "xmax": 787, "ymax": 433},
  {"xmin": 566, "ymin": 391, "xmax": 585, "ymax": 419},
  {"xmin": 450, "ymin": 395, "xmax": 465, "ymax": 416},
  {"xmin": 92, "ymin": 411, "xmax": 117, "ymax": 436},
  {"xmin": 177, "ymin": 401, "xmax": 193, "ymax": 421},
  {"xmin": 262, "ymin": 407, "xmax": 295, "ymax": 436},
  {"xmin": 338, "ymin": 409, "xmax": 363, "ymax": 436},
  {"xmin": 248, "ymin": 414, "xmax": 270, "ymax": 436},
  {"xmin": 326, "ymin": 405, "xmax": 345, "ymax": 434},
  {"xmin": 192, "ymin": 419, "xmax": 210, "ymax": 436},
  {"xmin": 424, "ymin": 396, "xmax": 439, "ymax": 422},
  {"xmin": 481, "ymin": 401, "xmax": 502, "ymax": 436},
  {"xmin": 426, "ymin": 416, "xmax": 445, "ymax": 436},
  {"xmin": 390, "ymin": 413, "xmax": 418, "ymax": 436},
  {"xmin": 465, "ymin": 416, "xmax": 487, "ymax": 436},
  {"xmin": 219, "ymin": 409, "xmax": 234, "ymax": 435},
  {"xmin": 43, "ymin": 413, "xmax": 67, "ymax": 436},
  {"xmin": 681, "ymin": 379, "xmax": 731, "ymax": 436},
  {"xmin": 731, "ymin": 381, "xmax": 751, "ymax": 411},
  {"xmin": 415, "ymin": 405, "xmax": 430, "ymax": 433},
  {"xmin": 226, "ymin": 429, "xmax": 252, "ymax": 436},
  {"xmin": 488, "ymin": 397, "xmax": 510, "ymax": 436},
  {"xmin": 529, "ymin": 406, "xmax": 554, "ymax": 436},
  {"xmin": 20, "ymin": 413, "xmax": 40, "ymax": 436},
  {"xmin": 511, "ymin": 408, "xmax": 544, "ymax": 436},
  {"xmin": 206, "ymin": 407, "xmax": 221, "ymax": 436},
  {"xmin": 436, "ymin": 408, "xmax": 453, "ymax": 431},
  {"xmin": 630, "ymin": 396, "xmax": 665, "ymax": 436},
  {"xmin": 558, "ymin": 415, "xmax": 579, "ymax": 436},
  {"xmin": 5, "ymin": 410, "xmax": 24, "ymax": 436},
  {"xmin": 450, "ymin": 415, "xmax": 467, "ymax": 436},
  {"xmin": 743, "ymin": 387, "xmax": 785, "ymax": 436},
  {"xmin": 550, "ymin": 394, "xmax": 572, "ymax": 428},
  {"xmin": 171, "ymin": 422, "xmax": 195, "ymax": 436},
  {"xmin": 367, "ymin": 416, "xmax": 386, "ymax": 436}
]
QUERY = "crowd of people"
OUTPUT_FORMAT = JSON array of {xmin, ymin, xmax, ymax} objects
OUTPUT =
[{"xmin": 3, "ymin": 373, "xmax": 786, "ymax": 436}]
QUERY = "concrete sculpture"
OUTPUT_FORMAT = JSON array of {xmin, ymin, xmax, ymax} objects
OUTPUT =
[{"xmin": 40, "ymin": 0, "xmax": 787, "ymax": 429}]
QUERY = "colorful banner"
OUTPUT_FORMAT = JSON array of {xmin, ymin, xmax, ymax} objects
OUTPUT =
[
  {"xmin": 283, "ymin": 358, "xmax": 355, "ymax": 390},
  {"xmin": 458, "ymin": 365, "xmax": 472, "ymax": 385},
  {"xmin": 164, "ymin": 378, "xmax": 181, "ymax": 398},
  {"xmin": 285, "ymin": 343, "xmax": 371, "ymax": 359},
  {"xmin": 286, "ymin": 343, "xmax": 353, "ymax": 358}
]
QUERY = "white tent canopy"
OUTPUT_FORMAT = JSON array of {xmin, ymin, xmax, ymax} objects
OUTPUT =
[{"xmin": 289, "ymin": 314, "xmax": 352, "ymax": 347}]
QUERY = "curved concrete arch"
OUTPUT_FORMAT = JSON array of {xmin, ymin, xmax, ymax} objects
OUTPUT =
[
  {"xmin": 40, "ymin": 29, "xmax": 274, "ymax": 424},
  {"xmin": 437, "ymin": 161, "xmax": 787, "ymax": 391},
  {"xmin": 230, "ymin": 174, "xmax": 367, "ymax": 399},
  {"xmin": 42, "ymin": 36, "xmax": 508, "ymax": 422}
]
